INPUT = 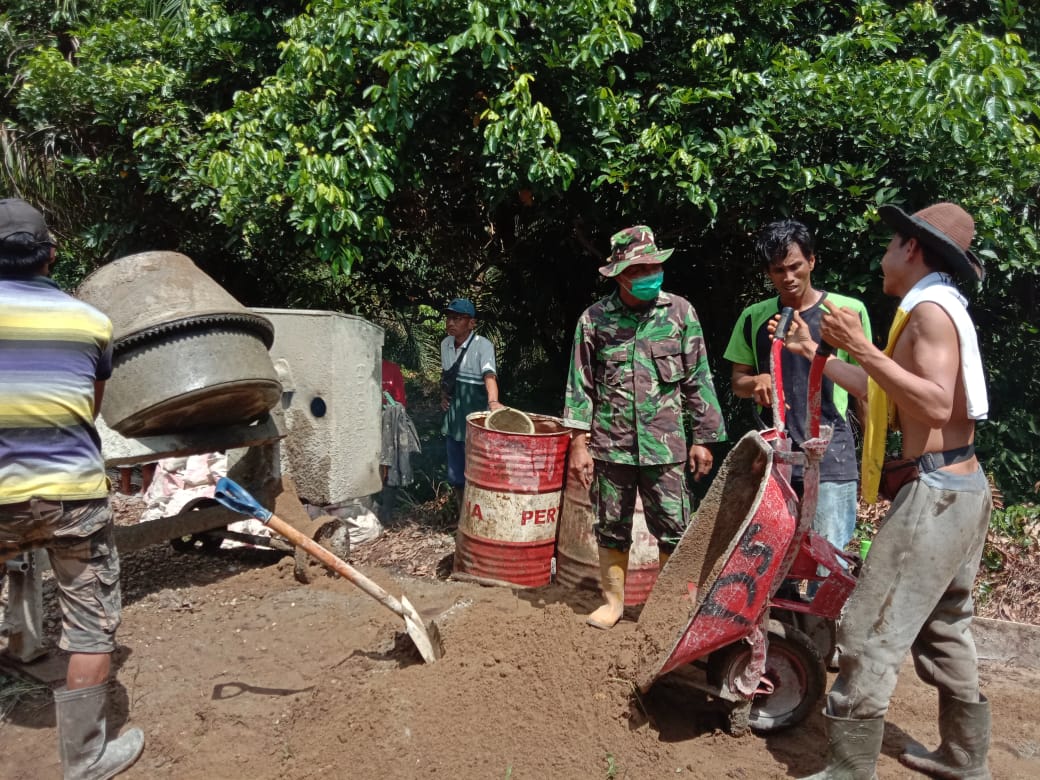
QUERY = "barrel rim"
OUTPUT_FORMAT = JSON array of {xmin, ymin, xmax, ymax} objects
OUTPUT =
[{"xmin": 466, "ymin": 411, "xmax": 569, "ymax": 437}]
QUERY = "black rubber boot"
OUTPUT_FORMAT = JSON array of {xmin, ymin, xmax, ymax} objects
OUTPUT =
[
  {"xmin": 54, "ymin": 682, "xmax": 144, "ymax": 780},
  {"xmin": 899, "ymin": 694, "xmax": 991, "ymax": 779}
]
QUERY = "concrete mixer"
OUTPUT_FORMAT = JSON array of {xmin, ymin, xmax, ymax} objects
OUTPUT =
[{"xmin": 1, "ymin": 252, "xmax": 384, "ymax": 667}]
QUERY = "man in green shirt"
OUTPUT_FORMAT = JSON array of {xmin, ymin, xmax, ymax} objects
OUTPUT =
[
  {"xmin": 724, "ymin": 219, "xmax": 871, "ymax": 594},
  {"xmin": 563, "ymin": 226, "xmax": 726, "ymax": 629}
]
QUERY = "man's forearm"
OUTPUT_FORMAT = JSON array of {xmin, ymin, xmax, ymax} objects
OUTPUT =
[
  {"xmin": 731, "ymin": 373, "xmax": 757, "ymax": 399},
  {"xmin": 484, "ymin": 374, "xmax": 499, "ymax": 404},
  {"xmin": 842, "ymin": 335, "xmax": 954, "ymax": 426},
  {"xmin": 822, "ymin": 357, "xmax": 869, "ymax": 400}
]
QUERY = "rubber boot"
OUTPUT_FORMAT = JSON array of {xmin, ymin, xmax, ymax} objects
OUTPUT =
[
  {"xmin": 803, "ymin": 713, "xmax": 883, "ymax": 779},
  {"xmin": 586, "ymin": 548, "xmax": 628, "ymax": 629},
  {"xmin": 54, "ymin": 683, "xmax": 144, "ymax": 780},
  {"xmin": 899, "ymin": 695, "xmax": 991, "ymax": 779}
]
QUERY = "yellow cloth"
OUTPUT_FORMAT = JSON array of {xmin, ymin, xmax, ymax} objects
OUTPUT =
[{"xmin": 861, "ymin": 310, "xmax": 910, "ymax": 503}]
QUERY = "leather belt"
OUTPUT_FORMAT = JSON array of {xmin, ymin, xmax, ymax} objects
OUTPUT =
[
  {"xmin": 0, "ymin": 498, "xmax": 91, "ymax": 512},
  {"xmin": 0, "ymin": 499, "xmax": 36, "ymax": 512},
  {"xmin": 916, "ymin": 444, "xmax": 975, "ymax": 474}
]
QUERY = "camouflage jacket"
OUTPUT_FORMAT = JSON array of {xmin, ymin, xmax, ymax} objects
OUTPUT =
[{"xmin": 563, "ymin": 290, "xmax": 727, "ymax": 465}]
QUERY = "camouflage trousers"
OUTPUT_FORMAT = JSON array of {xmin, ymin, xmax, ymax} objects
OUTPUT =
[
  {"xmin": 591, "ymin": 460, "xmax": 690, "ymax": 554},
  {"xmin": 0, "ymin": 498, "xmax": 122, "ymax": 654}
]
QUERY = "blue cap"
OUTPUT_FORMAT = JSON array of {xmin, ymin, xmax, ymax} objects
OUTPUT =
[{"xmin": 445, "ymin": 298, "xmax": 476, "ymax": 317}]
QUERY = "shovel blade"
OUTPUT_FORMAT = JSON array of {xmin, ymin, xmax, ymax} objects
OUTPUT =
[{"xmin": 400, "ymin": 595, "xmax": 444, "ymax": 663}]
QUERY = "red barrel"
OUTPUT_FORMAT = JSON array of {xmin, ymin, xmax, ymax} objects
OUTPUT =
[
  {"xmin": 556, "ymin": 474, "xmax": 660, "ymax": 605},
  {"xmin": 454, "ymin": 412, "xmax": 571, "ymax": 587}
]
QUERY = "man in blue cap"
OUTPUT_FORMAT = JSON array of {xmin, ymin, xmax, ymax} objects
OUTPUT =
[{"xmin": 440, "ymin": 298, "xmax": 503, "ymax": 497}]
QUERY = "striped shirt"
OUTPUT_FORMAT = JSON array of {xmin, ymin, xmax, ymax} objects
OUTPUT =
[{"xmin": 0, "ymin": 277, "xmax": 113, "ymax": 503}]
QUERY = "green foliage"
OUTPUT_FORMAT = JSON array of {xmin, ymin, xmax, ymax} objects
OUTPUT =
[
  {"xmin": 3, "ymin": 0, "xmax": 1040, "ymax": 499},
  {"xmin": 982, "ymin": 502, "xmax": 1039, "ymax": 575},
  {"xmin": 990, "ymin": 502, "xmax": 1040, "ymax": 541},
  {"xmin": 1, "ymin": 0, "xmax": 295, "ymax": 279}
]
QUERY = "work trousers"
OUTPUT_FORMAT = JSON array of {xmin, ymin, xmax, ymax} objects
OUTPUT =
[{"xmin": 828, "ymin": 466, "xmax": 991, "ymax": 719}]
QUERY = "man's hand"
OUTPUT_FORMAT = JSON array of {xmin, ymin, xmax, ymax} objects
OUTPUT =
[
  {"xmin": 440, "ymin": 393, "xmax": 450, "ymax": 412},
  {"xmin": 768, "ymin": 310, "xmax": 817, "ymax": 361},
  {"xmin": 820, "ymin": 305, "xmax": 868, "ymax": 354},
  {"xmin": 489, "ymin": 400, "xmax": 505, "ymax": 412},
  {"xmin": 688, "ymin": 444, "xmax": 714, "ymax": 481},
  {"xmin": 748, "ymin": 374, "xmax": 772, "ymax": 407},
  {"xmin": 731, "ymin": 364, "xmax": 773, "ymax": 406},
  {"xmin": 568, "ymin": 435, "xmax": 595, "ymax": 489}
]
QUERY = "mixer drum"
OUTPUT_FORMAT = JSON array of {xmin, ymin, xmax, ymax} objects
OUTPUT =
[{"xmin": 76, "ymin": 251, "xmax": 281, "ymax": 437}]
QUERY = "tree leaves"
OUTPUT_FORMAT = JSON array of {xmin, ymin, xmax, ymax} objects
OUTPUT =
[{"xmin": 4, "ymin": 0, "xmax": 1040, "ymax": 498}]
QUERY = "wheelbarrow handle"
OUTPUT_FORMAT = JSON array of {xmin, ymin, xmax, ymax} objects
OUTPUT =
[
  {"xmin": 213, "ymin": 478, "xmax": 407, "ymax": 619},
  {"xmin": 773, "ymin": 306, "xmax": 795, "ymax": 341},
  {"xmin": 769, "ymin": 307, "xmax": 795, "ymax": 432},
  {"xmin": 807, "ymin": 339, "xmax": 835, "ymax": 438}
]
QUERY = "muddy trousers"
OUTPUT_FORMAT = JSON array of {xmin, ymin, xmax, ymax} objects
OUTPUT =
[{"xmin": 827, "ymin": 467, "xmax": 991, "ymax": 719}]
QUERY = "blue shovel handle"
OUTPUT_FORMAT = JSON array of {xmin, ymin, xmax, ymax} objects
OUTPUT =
[{"xmin": 214, "ymin": 477, "xmax": 273, "ymax": 523}]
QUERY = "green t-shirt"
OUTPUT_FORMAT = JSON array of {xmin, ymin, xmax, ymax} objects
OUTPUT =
[{"xmin": 723, "ymin": 292, "xmax": 871, "ymax": 482}]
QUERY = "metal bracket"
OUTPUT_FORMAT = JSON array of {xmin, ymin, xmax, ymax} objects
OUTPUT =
[{"xmin": 0, "ymin": 550, "xmax": 48, "ymax": 663}]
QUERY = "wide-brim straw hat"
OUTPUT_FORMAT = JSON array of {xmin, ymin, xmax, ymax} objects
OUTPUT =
[{"xmin": 878, "ymin": 202, "xmax": 985, "ymax": 283}]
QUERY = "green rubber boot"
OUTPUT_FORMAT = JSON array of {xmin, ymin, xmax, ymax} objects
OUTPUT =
[
  {"xmin": 899, "ymin": 695, "xmax": 991, "ymax": 779},
  {"xmin": 803, "ymin": 712, "xmax": 883, "ymax": 779}
]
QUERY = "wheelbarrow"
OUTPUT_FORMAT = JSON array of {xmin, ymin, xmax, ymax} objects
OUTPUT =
[{"xmin": 631, "ymin": 320, "xmax": 858, "ymax": 734}]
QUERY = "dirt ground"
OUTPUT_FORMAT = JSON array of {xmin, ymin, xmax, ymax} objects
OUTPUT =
[{"xmin": 3, "ymin": 497, "xmax": 1040, "ymax": 779}]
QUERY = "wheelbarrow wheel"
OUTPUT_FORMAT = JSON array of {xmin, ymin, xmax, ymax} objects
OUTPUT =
[{"xmin": 708, "ymin": 619, "xmax": 825, "ymax": 735}]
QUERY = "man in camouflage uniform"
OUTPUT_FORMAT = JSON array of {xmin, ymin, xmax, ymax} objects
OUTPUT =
[{"xmin": 563, "ymin": 225, "xmax": 727, "ymax": 629}]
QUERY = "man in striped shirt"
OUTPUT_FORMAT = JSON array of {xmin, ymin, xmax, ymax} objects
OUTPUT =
[{"xmin": 0, "ymin": 198, "xmax": 143, "ymax": 779}]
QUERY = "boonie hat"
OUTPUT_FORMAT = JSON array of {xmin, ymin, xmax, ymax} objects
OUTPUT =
[
  {"xmin": 878, "ymin": 202, "xmax": 985, "ymax": 283},
  {"xmin": 445, "ymin": 298, "xmax": 476, "ymax": 318},
  {"xmin": 599, "ymin": 225, "xmax": 674, "ymax": 278},
  {"xmin": 0, "ymin": 198, "xmax": 53, "ymax": 245}
]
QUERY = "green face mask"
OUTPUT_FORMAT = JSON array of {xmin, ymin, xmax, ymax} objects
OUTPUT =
[{"xmin": 626, "ymin": 271, "xmax": 663, "ymax": 301}]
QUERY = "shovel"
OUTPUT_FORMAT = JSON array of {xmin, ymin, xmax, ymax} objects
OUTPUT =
[{"xmin": 213, "ymin": 477, "xmax": 443, "ymax": 663}]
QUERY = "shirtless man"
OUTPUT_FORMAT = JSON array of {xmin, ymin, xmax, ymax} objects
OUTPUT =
[{"xmin": 779, "ymin": 203, "xmax": 992, "ymax": 779}]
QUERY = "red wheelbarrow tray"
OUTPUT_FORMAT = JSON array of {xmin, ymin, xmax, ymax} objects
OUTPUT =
[{"xmin": 631, "ymin": 426, "xmax": 857, "ymax": 692}]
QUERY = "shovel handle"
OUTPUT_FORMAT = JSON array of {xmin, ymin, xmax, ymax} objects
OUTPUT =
[
  {"xmin": 214, "ymin": 478, "xmax": 406, "ymax": 619},
  {"xmin": 263, "ymin": 513, "xmax": 408, "ymax": 620}
]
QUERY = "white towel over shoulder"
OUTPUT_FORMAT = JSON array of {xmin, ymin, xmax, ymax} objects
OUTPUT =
[{"xmin": 899, "ymin": 272, "xmax": 988, "ymax": 419}]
